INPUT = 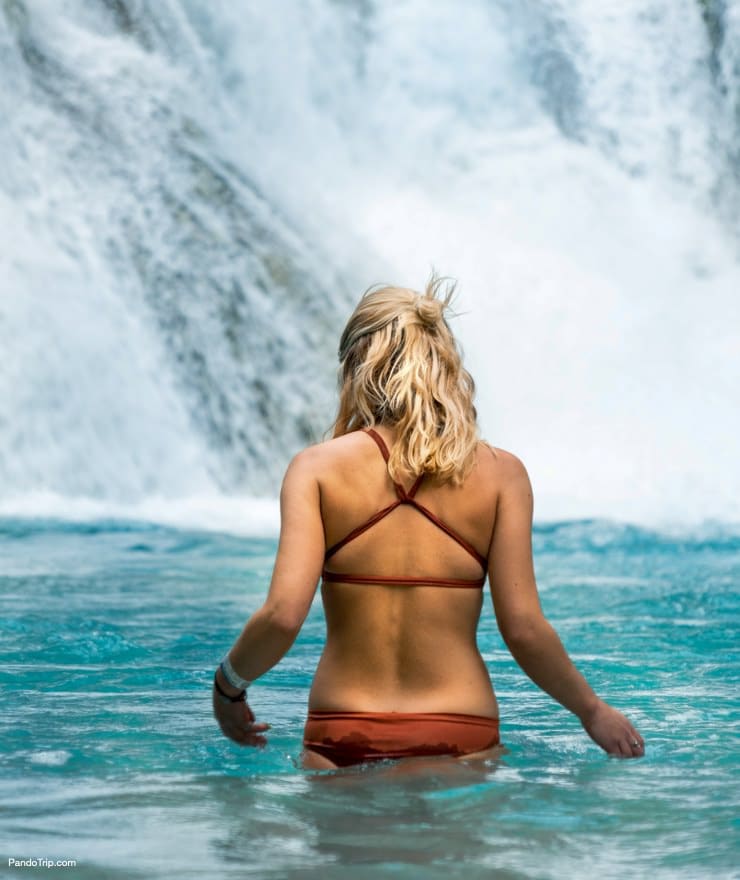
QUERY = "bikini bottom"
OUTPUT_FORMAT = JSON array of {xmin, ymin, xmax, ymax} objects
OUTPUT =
[{"xmin": 303, "ymin": 710, "xmax": 500, "ymax": 767}]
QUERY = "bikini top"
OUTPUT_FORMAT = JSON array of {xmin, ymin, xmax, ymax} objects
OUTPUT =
[{"xmin": 321, "ymin": 429, "xmax": 488, "ymax": 589}]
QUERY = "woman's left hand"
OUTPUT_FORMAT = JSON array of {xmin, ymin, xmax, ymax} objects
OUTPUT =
[
  {"xmin": 581, "ymin": 699, "xmax": 644, "ymax": 758},
  {"xmin": 212, "ymin": 688, "xmax": 270, "ymax": 747}
]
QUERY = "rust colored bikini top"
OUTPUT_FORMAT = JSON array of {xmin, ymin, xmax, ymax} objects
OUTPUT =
[{"xmin": 321, "ymin": 429, "xmax": 487, "ymax": 589}]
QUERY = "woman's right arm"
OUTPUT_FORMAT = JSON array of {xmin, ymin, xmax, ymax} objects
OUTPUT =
[
  {"xmin": 488, "ymin": 451, "xmax": 644, "ymax": 758},
  {"xmin": 213, "ymin": 448, "xmax": 325, "ymax": 746}
]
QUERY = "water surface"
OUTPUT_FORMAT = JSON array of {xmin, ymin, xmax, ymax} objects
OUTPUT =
[{"xmin": 1, "ymin": 518, "xmax": 738, "ymax": 878}]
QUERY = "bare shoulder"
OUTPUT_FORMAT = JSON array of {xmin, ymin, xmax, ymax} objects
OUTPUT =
[
  {"xmin": 284, "ymin": 433, "xmax": 367, "ymax": 481},
  {"xmin": 479, "ymin": 443, "xmax": 528, "ymax": 475},
  {"xmin": 478, "ymin": 443, "xmax": 532, "ymax": 496}
]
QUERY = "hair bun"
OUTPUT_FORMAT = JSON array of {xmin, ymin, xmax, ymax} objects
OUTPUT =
[{"xmin": 414, "ymin": 296, "xmax": 443, "ymax": 328}]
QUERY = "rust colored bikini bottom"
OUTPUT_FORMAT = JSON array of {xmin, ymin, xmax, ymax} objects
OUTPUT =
[{"xmin": 303, "ymin": 710, "xmax": 500, "ymax": 767}]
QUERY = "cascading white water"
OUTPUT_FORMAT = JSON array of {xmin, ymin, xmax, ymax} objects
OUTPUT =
[{"xmin": 1, "ymin": 0, "xmax": 738, "ymax": 528}]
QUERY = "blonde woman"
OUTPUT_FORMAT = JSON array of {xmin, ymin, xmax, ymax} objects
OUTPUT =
[{"xmin": 212, "ymin": 278, "xmax": 645, "ymax": 768}]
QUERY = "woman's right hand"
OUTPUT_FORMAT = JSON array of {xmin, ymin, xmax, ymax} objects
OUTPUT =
[
  {"xmin": 212, "ymin": 688, "xmax": 270, "ymax": 747},
  {"xmin": 581, "ymin": 699, "xmax": 644, "ymax": 758}
]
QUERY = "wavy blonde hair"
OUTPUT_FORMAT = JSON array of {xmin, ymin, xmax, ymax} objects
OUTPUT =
[{"xmin": 332, "ymin": 275, "xmax": 479, "ymax": 485}]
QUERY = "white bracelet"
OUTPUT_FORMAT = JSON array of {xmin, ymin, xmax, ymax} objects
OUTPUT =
[{"xmin": 220, "ymin": 655, "xmax": 252, "ymax": 691}]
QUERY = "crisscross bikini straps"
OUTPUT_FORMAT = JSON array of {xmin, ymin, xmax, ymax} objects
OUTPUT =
[{"xmin": 323, "ymin": 429, "xmax": 488, "ymax": 569}]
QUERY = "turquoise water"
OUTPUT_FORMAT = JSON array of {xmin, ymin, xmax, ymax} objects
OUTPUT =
[{"xmin": 1, "ymin": 518, "xmax": 738, "ymax": 879}]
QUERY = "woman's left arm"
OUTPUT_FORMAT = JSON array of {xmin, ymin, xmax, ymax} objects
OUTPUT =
[{"xmin": 213, "ymin": 449, "xmax": 325, "ymax": 746}]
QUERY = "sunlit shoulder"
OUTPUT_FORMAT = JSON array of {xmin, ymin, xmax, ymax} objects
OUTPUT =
[
  {"xmin": 479, "ymin": 444, "xmax": 529, "ymax": 479},
  {"xmin": 281, "ymin": 432, "xmax": 365, "ymax": 490}
]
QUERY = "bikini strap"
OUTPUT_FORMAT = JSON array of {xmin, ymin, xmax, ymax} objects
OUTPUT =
[
  {"xmin": 364, "ymin": 428, "xmax": 485, "ymax": 567},
  {"xmin": 364, "ymin": 428, "xmax": 390, "ymax": 462},
  {"xmin": 321, "ymin": 570, "xmax": 486, "ymax": 588},
  {"xmin": 324, "ymin": 500, "xmax": 401, "ymax": 561},
  {"xmin": 364, "ymin": 428, "xmax": 424, "ymax": 500},
  {"xmin": 405, "ymin": 501, "xmax": 488, "ymax": 568},
  {"xmin": 324, "ymin": 428, "xmax": 486, "ymax": 569}
]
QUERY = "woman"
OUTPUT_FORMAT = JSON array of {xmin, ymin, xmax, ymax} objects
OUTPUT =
[{"xmin": 212, "ymin": 277, "xmax": 645, "ymax": 768}]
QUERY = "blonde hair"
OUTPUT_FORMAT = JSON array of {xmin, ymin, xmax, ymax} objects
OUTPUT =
[{"xmin": 332, "ymin": 275, "xmax": 479, "ymax": 485}]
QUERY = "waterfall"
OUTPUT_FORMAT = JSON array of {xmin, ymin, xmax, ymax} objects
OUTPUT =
[{"xmin": 1, "ymin": 0, "xmax": 738, "ymax": 527}]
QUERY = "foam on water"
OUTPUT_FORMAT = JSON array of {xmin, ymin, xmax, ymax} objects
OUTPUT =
[{"xmin": 0, "ymin": 491, "xmax": 280, "ymax": 537}]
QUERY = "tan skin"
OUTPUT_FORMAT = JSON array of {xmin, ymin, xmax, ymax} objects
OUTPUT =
[{"xmin": 213, "ymin": 425, "xmax": 645, "ymax": 766}]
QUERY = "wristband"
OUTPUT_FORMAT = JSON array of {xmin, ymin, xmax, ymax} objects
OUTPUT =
[
  {"xmin": 213, "ymin": 671, "xmax": 246, "ymax": 703},
  {"xmin": 220, "ymin": 656, "xmax": 253, "ymax": 691}
]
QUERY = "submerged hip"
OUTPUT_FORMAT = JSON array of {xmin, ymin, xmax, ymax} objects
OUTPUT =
[{"xmin": 303, "ymin": 709, "xmax": 500, "ymax": 767}]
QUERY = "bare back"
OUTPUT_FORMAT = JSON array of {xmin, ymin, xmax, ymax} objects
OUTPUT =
[{"xmin": 309, "ymin": 427, "xmax": 501, "ymax": 717}]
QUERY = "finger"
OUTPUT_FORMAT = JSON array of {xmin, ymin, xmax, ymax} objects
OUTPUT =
[
  {"xmin": 622, "ymin": 738, "xmax": 643, "ymax": 758},
  {"xmin": 229, "ymin": 721, "xmax": 270, "ymax": 735},
  {"xmin": 228, "ymin": 727, "xmax": 267, "ymax": 746},
  {"xmin": 626, "ymin": 721, "xmax": 643, "ymax": 747},
  {"xmin": 224, "ymin": 722, "xmax": 270, "ymax": 742},
  {"xmin": 232, "ymin": 731, "xmax": 268, "ymax": 747},
  {"xmin": 221, "ymin": 720, "xmax": 252, "ymax": 740},
  {"xmin": 614, "ymin": 738, "xmax": 632, "ymax": 758},
  {"xmin": 627, "ymin": 726, "xmax": 644, "ymax": 751}
]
